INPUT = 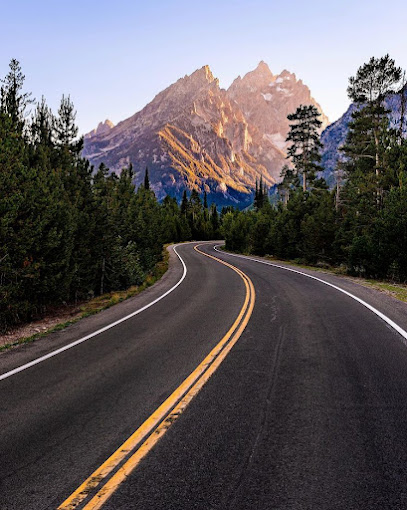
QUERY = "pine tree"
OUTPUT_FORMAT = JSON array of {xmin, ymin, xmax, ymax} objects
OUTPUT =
[
  {"xmin": 261, "ymin": 177, "xmax": 268, "ymax": 207},
  {"xmin": 210, "ymin": 203, "xmax": 220, "ymax": 238},
  {"xmin": 278, "ymin": 164, "xmax": 299, "ymax": 206},
  {"xmin": 54, "ymin": 94, "xmax": 83, "ymax": 155},
  {"xmin": 203, "ymin": 190, "xmax": 209, "ymax": 221},
  {"xmin": 254, "ymin": 176, "xmax": 268, "ymax": 210},
  {"xmin": 286, "ymin": 105, "xmax": 323, "ymax": 192},
  {"xmin": 189, "ymin": 190, "xmax": 203, "ymax": 239},
  {"xmin": 144, "ymin": 167, "xmax": 150, "ymax": 190},
  {"xmin": 347, "ymin": 54, "xmax": 402, "ymax": 179},
  {"xmin": 258, "ymin": 176, "xmax": 264, "ymax": 209},
  {"xmin": 339, "ymin": 54, "xmax": 403, "ymax": 251},
  {"xmin": 31, "ymin": 97, "xmax": 54, "ymax": 148},
  {"xmin": 254, "ymin": 179, "xmax": 259, "ymax": 209},
  {"xmin": 0, "ymin": 59, "xmax": 33, "ymax": 133},
  {"xmin": 181, "ymin": 189, "xmax": 189, "ymax": 216}
]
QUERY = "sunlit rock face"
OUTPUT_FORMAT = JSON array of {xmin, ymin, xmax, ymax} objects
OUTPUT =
[
  {"xmin": 228, "ymin": 61, "xmax": 329, "ymax": 180},
  {"xmin": 83, "ymin": 63, "xmax": 328, "ymax": 206},
  {"xmin": 85, "ymin": 119, "xmax": 114, "ymax": 139}
]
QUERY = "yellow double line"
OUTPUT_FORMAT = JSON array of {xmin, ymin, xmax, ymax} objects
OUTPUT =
[{"xmin": 58, "ymin": 244, "xmax": 255, "ymax": 510}]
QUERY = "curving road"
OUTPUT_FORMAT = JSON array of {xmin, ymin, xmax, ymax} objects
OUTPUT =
[{"xmin": 2, "ymin": 242, "xmax": 407, "ymax": 509}]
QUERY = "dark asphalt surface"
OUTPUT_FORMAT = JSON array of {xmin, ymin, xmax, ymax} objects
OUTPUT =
[
  {"xmin": 0, "ymin": 243, "xmax": 244, "ymax": 509},
  {"xmin": 2, "ymin": 242, "xmax": 407, "ymax": 509}
]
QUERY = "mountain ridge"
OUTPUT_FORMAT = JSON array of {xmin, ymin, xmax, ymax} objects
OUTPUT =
[
  {"xmin": 83, "ymin": 62, "xmax": 328, "ymax": 206},
  {"xmin": 320, "ymin": 90, "xmax": 407, "ymax": 185}
]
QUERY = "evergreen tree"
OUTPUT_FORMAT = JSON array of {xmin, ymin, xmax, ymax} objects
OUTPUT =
[
  {"xmin": 30, "ymin": 97, "xmax": 54, "ymax": 150},
  {"xmin": 0, "ymin": 59, "xmax": 33, "ymax": 133},
  {"xmin": 54, "ymin": 94, "xmax": 82, "ymax": 155},
  {"xmin": 278, "ymin": 164, "xmax": 300, "ymax": 205},
  {"xmin": 188, "ymin": 190, "xmax": 203, "ymax": 239},
  {"xmin": 343, "ymin": 55, "xmax": 402, "ymax": 209},
  {"xmin": 254, "ymin": 177, "xmax": 267, "ymax": 210},
  {"xmin": 144, "ymin": 166, "xmax": 150, "ymax": 190},
  {"xmin": 347, "ymin": 54, "xmax": 402, "ymax": 176},
  {"xmin": 258, "ymin": 176, "xmax": 264, "ymax": 209},
  {"xmin": 203, "ymin": 190, "xmax": 208, "ymax": 221},
  {"xmin": 210, "ymin": 203, "xmax": 220, "ymax": 238},
  {"xmin": 181, "ymin": 189, "xmax": 189, "ymax": 216},
  {"xmin": 286, "ymin": 105, "xmax": 323, "ymax": 192}
]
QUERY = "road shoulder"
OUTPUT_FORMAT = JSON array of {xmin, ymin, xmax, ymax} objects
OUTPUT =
[
  {"xmin": 218, "ymin": 248, "xmax": 407, "ymax": 336},
  {"xmin": 0, "ymin": 244, "xmax": 183, "ymax": 372}
]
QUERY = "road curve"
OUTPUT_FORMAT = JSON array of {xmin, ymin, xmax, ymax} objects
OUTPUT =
[
  {"xmin": 2, "ymin": 242, "xmax": 407, "ymax": 509},
  {"xmin": 103, "ymin": 243, "xmax": 407, "ymax": 510},
  {"xmin": 0, "ymin": 243, "xmax": 250, "ymax": 509}
]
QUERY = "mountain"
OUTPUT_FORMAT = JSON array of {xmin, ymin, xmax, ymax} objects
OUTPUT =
[
  {"xmin": 320, "ymin": 91, "xmax": 406, "ymax": 185},
  {"xmin": 86, "ymin": 119, "xmax": 114, "ymax": 139},
  {"xmin": 83, "ymin": 63, "xmax": 328, "ymax": 206},
  {"xmin": 228, "ymin": 61, "xmax": 329, "ymax": 157},
  {"xmin": 320, "ymin": 104, "xmax": 356, "ymax": 185}
]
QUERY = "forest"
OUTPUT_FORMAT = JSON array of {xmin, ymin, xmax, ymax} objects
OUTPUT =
[
  {"xmin": 0, "ymin": 60, "xmax": 221, "ymax": 333},
  {"xmin": 2, "ymin": 55, "xmax": 407, "ymax": 333},
  {"xmin": 224, "ymin": 55, "xmax": 407, "ymax": 283}
]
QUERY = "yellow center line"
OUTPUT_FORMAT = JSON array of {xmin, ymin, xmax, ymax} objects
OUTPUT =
[{"xmin": 58, "ymin": 243, "xmax": 255, "ymax": 510}]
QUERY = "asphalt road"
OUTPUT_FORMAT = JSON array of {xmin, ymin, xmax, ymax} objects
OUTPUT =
[{"xmin": 2, "ymin": 242, "xmax": 407, "ymax": 509}]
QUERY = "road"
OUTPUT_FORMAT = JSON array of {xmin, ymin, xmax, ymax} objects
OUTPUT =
[{"xmin": 2, "ymin": 242, "xmax": 407, "ymax": 509}]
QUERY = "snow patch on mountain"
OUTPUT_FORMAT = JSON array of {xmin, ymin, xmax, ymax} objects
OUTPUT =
[
  {"xmin": 261, "ymin": 93, "xmax": 273, "ymax": 101},
  {"xmin": 263, "ymin": 132, "xmax": 287, "ymax": 151}
]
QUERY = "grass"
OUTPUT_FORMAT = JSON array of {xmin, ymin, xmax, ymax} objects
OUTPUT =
[
  {"xmin": 262, "ymin": 256, "xmax": 407, "ymax": 303},
  {"xmin": 220, "ymin": 246, "xmax": 407, "ymax": 304},
  {"xmin": 347, "ymin": 279, "xmax": 407, "ymax": 303},
  {"xmin": 0, "ymin": 246, "xmax": 170, "ymax": 352}
]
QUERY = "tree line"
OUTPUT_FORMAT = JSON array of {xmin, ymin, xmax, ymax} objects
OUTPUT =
[
  {"xmin": 225, "ymin": 55, "xmax": 407, "ymax": 282},
  {"xmin": 3, "ymin": 55, "xmax": 407, "ymax": 333},
  {"xmin": 0, "ymin": 60, "xmax": 222, "ymax": 333}
]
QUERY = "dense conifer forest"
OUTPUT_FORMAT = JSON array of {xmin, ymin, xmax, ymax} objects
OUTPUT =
[
  {"xmin": 2, "ymin": 55, "xmax": 407, "ymax": 334},
  {"xmin": 0, "ymin": 60, "xmax": 221, "ymax": 333},
  {"xmin": 225, "ymin": 55, "xmax": 407, "ymax": 283}
]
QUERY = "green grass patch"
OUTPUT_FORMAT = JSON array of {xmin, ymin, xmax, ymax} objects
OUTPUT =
[
  {"xmin": 220, "ymin": 246, "xmax": 407, "ymax": 304},
  {"xmin": 262, "ymin": 256, "xmax": 407, "ymax": 302},
  {"xmin": 350, "ymin": 279, "xmax": 407, "ymax": 303}
]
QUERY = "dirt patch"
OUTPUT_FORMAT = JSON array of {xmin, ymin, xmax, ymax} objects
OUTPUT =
[
  {"xmin": 0, "ymin": 245, "xmax": 171, "ymax": 352},
  {"xmin": 0, "ymin": 305, "xmax": 82, "ymax": 348}
]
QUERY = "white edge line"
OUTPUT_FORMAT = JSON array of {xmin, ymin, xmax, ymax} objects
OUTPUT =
[
  {"xmin": 0, "ymin": 244, "xmax": 188, "ymax": 382},
  {"xmin": 214, "ymin": 245, "xmax": 407, "ymax": 342}
]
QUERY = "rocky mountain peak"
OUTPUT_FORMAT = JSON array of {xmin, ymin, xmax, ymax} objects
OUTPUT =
[
  {"xmin": 184, "ymin": 65, "xmax": 217, "ymax": 89},
  {"xmin": 255, "ymin": 60, "xmax": 273, "ymax": 76},
  {"xmin": 83, "ymin": 62, "xmax": 329, "ymax": 206},
  {"xmin": 279, "ymin": 69, "xmax": 296, "ymax": 80},
  {"xmin": 229, "ymin": 61, "xmax": 274, "ymax": 94},
  {"xmin": 227, "ymin": 62, "xmax": 328, "ymax": 158},
  {"xmin": 85, "ymin": 119, "xmax": 114, "ymax": 139}
]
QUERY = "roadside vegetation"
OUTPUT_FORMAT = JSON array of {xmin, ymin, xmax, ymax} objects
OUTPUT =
[
  {"xmin": 0, "ymin": 245, "xmax": 170, "ymax": 351},
  {"xmin": 0, "ymin": 60, "xmax": 223, "ymax": 334},
  {"xmin": 2, "ymin": 54, "xmax": 407, "ymax": 336},
  {"xmin": 224, "ymin": 55, "xmax": 407, "ymax": 285},
  {"xmin": 242, "ymin": 253, "xmax": 407, "ymax": 304}
]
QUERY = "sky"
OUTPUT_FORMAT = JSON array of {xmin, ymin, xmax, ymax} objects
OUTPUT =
[{"xmin": 1, "ymin": 0, "xmax": 406, "ymax": 134}]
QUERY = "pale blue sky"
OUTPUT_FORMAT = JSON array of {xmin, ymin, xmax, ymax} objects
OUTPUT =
[{"xmin": 1, "ymin": 0, "xmax": 406, "ymax": 134}]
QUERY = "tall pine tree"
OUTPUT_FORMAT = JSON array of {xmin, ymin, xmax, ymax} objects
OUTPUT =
[{"xmin": 286, "ymin": 105, "xmax": 323, "ymax": 192}]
